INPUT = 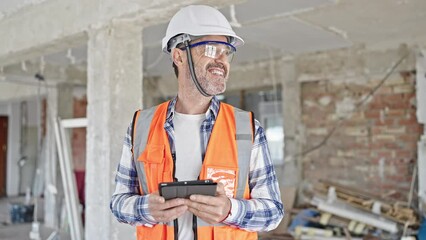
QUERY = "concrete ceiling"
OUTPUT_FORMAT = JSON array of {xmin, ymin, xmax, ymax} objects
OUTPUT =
[
  {"xmin": 143, "ymin": 0, "xmax": 426, "ymax": 76},
  {"xmin": 1, "ymin": 0, "xmax": 426, "ymax": 79}
]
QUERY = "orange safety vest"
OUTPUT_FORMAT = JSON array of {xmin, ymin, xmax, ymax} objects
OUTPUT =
[{"xmin": 132, "ymin": 101, "xmax": 257, "ymax": 240}]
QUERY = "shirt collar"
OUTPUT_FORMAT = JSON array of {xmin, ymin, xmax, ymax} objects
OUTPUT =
[{"xmin": 166, "ymin": 96, "xmax": 220, "ymax": 122}]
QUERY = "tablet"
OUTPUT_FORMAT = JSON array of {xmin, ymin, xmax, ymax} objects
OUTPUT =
[{"xmin": 159, "ymin": 179, "xmax": 217, "ymax": 200}]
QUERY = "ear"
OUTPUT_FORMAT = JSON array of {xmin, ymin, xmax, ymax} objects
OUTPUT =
[{"xmin": 172, "ymin": 48, "xmax": 185, "ymax": 67}]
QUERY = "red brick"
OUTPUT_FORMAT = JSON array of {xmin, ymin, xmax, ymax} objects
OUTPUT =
[
  {"xmin": 398, "ymin": 117, "xmax": 419, "ymax": 125},
  {"xmin": 369, "ymin": 142, "xmax": 386, "ymax": 150},
  {"xmin": 367, "ymin": 100, "xmax": 385, "ymax": 110},
  {"xmin": 394, "ymin": 150, "xmax": 414, "ymax": 158},
  {"xmin": 399, "ymin": 134, "xmax": 420, "ymax": 142},
  {"xmin": 365, "ymin": 110, "xmax": 381, "ymax": 119},
  {"xmin": 375, "ymin": 151, "xmax": 394, "ymax": 158},
  {"xmin": 386, "ymin": 109, "xmax": 406, "ymax": 117},
  {"xmin": 386, "ymin": 175, "xmax": 410, "ymax": 182},
  {"xmin": 383, "ymin": 142, "xmax": 402, "ymax": 149},
  {"xmin": 373, "ymin": 119, "xmax": 395, "ymax": 126},
  {"xmin": 387, "ymin": 93, "xmax": 408, "ymax": 101},
  {"xmin": 406, "ymin": 125, "xmax": 423, "ymax": 134}
]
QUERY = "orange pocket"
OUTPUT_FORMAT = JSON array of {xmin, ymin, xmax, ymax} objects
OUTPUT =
[
  {"xmin": 138, "ymin": 144, "xmax": 165, "ymax": 164},
  {"xmin": 205, "ymin": 166, "xmax": 238, "ymax": 198},
  {"xmin": 138, "ymin": 144, "xmax": 166, "ymax": 192}
]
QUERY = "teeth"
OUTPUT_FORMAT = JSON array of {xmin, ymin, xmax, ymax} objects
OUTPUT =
[{"xmin": 211, "ymin": 70, "xmax": 224, "ymax": 76}]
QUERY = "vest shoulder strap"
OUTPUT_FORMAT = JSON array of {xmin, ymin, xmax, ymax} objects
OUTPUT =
[
  {"xmin": 230, "ymin": 105, "xmax": 255, "ymax": 199},
  {"xmin": 131, "ymin": 105, "xmax": 159, "ymax": 195},
  {"xmin": 131, "ymin": 106, "xmax": 158, "ymax": 157}
]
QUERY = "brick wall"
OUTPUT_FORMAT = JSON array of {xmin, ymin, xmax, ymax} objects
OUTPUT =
[
  {"xmin": 301, "ymin": 71, "xmax": 423, "ymax": 200},
  {"xmin": 72, "ymin": 95, "xmax": 87, "ymax": 171}
]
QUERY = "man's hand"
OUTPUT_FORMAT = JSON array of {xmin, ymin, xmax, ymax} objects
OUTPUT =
[
  {"xmin": 184, "ymin": 182, "xmax": 231, "ymax": 224},
  {"xmin": 148, "ymin": 192, "xmax": 187, "ymax": 223}
]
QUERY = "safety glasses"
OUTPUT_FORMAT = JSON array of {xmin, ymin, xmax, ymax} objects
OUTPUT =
[{"xmin": 180, "ymin": 41, "xmax": 236, "ymax": 63}]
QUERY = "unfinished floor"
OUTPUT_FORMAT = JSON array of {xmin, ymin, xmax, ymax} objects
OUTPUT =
[{"xmin": 0, "ymin": 196, "xmax": 71, "ymax": 240}]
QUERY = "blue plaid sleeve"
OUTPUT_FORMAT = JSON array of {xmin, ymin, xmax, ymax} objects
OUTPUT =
[
  {"xmin": 223, "ymin": 120, "xmax": 284, "ymax": 231},
  {"xmin": 110, "ymin": 124, "xmax": 157, "ymax": 226}
]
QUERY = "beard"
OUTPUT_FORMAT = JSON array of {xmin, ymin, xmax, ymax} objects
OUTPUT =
[{"xmin": 193, "ymin": 62, "xmax": 228, "ymax": 96}]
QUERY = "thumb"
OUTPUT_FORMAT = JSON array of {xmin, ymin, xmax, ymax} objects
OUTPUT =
[{"xmin": 216, "ymin": 182, "xmax": 226, "ymax": 196}]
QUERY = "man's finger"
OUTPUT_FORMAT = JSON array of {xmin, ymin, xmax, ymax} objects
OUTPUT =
[
  {"xmin": 157, "ymin": 205, "xmax": 188, "ymax": 222},
  {"xmin": 167, "ymin": 205, "xmax": 188, "ymax": 221},
  {"xmin": 159, "ymin": 198, "xmax": 186, "ymax": 210},
  {"xmin": 187, "ymin": 205, "xmax": 222, "ymax": 224},
  {"xmin": 149, "ymin": 194, "xmax": 165, "ymax": 204},
  {"xmin": 187, "ymin": 202, "xmax": 217, "ymax": 216},
  {"xmin": 185, "ymin": 200, "xmax": 203, "ymax": 212},
  {"xmin": 189, "ymin": 194, "xmax": 215, "ymax": 204},
  {"xmin": 216, "ymin": 182, "xmax": 225, "ymax": 192}
]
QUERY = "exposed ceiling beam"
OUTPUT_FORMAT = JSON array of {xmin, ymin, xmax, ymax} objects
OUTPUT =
[{"xmin": 0, "ymin": 0, "xmax": 244, "ymax": 67}]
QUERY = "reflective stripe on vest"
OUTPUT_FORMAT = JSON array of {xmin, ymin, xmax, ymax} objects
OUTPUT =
[
  {"xmin": 234, "ymin": 108, "xmax": 252, "ymax": 199},
  {"xmin": 132, "ymin": 101, "xmax": 256, "ymax": 240},
  {"xmin": 133, "ymin": 106, "xmax": 157, "ymax": 195}
]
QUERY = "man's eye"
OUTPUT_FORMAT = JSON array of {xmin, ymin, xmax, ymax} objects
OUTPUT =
[{"xmin": 221, "ymin": 49, "xmax": 230, "ymax": 56}]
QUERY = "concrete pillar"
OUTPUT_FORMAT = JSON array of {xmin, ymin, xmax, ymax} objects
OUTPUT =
[
  {"xmin": 6, "ymin": 101, "xmax": 20, "ymax": 196},
  {"xmin": 43, "ymin": 82, "xmax": 73, "ymax": 228},
  {"xmin": 279, "ymin": 61, "xmax": 302, "ymax": 186},
  {"xmin": 44, "ymin": 86, "xmax": 58, "ymax": 228},
  {"xmin": 86, "ymin": 20, "xmax": 142, "ymax": 240}
]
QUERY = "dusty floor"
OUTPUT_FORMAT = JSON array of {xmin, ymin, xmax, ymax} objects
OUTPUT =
[{"xmin": 0, "ymin": 196, "xmax": 71, "ymax": 240}]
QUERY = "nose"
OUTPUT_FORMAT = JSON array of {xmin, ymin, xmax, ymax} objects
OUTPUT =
[
  {"xmin": 216, "ymin": 53, "xmax": 227, "ymax": 62},
  {"xmin": 214, "ymin": 56, "xmax": 228, "ymax": 68}
]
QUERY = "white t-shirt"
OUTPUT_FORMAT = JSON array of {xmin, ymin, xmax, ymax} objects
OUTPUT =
[{"xmin": 173, "ymin": 112, "xmax": 206, "ymax": 240}]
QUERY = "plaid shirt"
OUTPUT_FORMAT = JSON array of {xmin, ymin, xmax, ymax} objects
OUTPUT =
[{"xmin": 110, "ymin": 96, "xmax": 284, "ymax": 231}]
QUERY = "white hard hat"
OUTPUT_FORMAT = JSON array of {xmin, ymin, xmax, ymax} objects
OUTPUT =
[{"xmin": 162, "ymin": 5, "xmax": 244, "ymax": 54}]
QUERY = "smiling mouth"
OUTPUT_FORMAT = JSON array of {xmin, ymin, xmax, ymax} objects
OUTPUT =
[{"xmin": 208, "ymin": 68, "xmax": 225, "ymax": 77}]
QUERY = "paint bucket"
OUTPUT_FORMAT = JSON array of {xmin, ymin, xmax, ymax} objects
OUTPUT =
[{"xmin": 9, "ymin": 202, "xmax": 34, "ymax": 223}]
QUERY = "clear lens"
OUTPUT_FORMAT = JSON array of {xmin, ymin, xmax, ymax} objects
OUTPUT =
[
  {"xmin": 204, "ymin": 44, "xmax": 235, "ymax": 62},
  {"xmin": 188, "ymin": 41, "xmax": 236, "ymax": 63}
]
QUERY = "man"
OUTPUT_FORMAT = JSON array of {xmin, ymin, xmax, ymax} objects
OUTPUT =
[{"xmin": 110, "ymin": 5, "xmax": 283, "ymax": 240}]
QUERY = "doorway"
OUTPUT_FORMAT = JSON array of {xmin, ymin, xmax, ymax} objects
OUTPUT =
[{"xmin": 0, "ymin": 116, "xmax": 8, "ymax": 197}]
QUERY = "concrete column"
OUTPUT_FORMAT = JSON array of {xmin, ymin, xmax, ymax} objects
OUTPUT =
[
  {"xmin": 6, "ymin": 101, "xmax": 20, "ymax": 196},
  {"xmin": 43, "ymin": 82, "xmax": 73, "ymax": 228},
  {"xmin": 44, "ymin": 86, "xmax": 58, "ymax": 228},
  {"xmin": 279, "ymin": 61, "xmax": 302, "ymax": 186},
  {"xmin": 86, "ymin": 20, "xmax": 142, "ymax": 240}
]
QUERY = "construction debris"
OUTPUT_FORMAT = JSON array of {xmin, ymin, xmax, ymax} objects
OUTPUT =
[
  {"xmin": 317, "ymin": 180, "xmax": 419, "ymax": 226},
  {"xmin": 263, "ymin": 180, "xmax": 424, "ymax": 239}
]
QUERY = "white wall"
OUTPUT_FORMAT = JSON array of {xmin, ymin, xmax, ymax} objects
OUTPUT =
[
  {"xmin": 416, "ymin": 50, "xmax": 426, "ymax": 212},
  {"xmin": 0, "ymin": 97, "xmax": 43, "ymax": 197}
]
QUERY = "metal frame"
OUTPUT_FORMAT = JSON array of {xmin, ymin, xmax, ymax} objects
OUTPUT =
[{"xmin": 53, "ymin": 117, "xmax": 86, "ymax": 240}]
